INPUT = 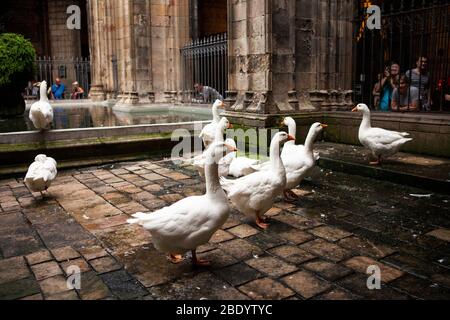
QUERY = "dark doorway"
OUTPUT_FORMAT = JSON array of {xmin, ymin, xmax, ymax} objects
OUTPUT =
[{"xmin": 190, "ymin": 0, "xmax": 227, "ymax": 40}]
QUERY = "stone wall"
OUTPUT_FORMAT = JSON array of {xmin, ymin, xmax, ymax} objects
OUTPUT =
[
  {"xmin": 225, "ymin": 0, "xmax": 355, "ymax": 118},
  {"xmin": 47, "ymin": 0, "xmax": 82, "ymax": 58}
]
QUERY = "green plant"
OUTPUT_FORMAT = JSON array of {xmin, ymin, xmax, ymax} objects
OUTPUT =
[{"xmin": 0, "ymin": 33, "xmax": 36, "ymax": 89}]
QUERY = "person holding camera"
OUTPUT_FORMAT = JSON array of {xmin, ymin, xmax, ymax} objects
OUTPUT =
[{"xmin": 379, "ymin": 62, "xmax": 400, "ymax": 111}]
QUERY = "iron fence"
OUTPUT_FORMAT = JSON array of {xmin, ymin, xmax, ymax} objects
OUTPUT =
[
  {"xmin": 181, "ymin": 33, "xmax": 228, "ymax": 103},
  {"xmin": 353, "ymin": 0, "xmax": 450, "ymax": 112},
  {"xmin": 33, "ymin": 56, "xmax": 91, "ymax": 99}
]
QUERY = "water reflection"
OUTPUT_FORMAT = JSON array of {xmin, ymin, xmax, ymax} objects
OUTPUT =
[{"xmin": 0, "ymin": 105, "xmax": 212, "ymax": 133}]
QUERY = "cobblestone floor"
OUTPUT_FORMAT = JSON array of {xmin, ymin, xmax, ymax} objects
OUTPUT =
[{"xmin": 0, "ymin": 157, "xmax": 450, "ymax": 300}]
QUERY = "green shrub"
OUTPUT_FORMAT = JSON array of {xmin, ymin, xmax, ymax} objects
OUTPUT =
[{"xmin": 0, "ymin": 33, "xmax": 36, "ymax": 89}]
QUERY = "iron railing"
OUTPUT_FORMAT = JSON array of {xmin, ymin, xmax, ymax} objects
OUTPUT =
[
  {"xmin": 181, "ymin": 33, "xmax": 228, "ymax": 103},
  {"xmin": 353, "ymin": 0, "xmax": 450, "ymax": 112},
  {"xmin": 33, "ymin": 56, "xmax": 91, "ymax": 99}
]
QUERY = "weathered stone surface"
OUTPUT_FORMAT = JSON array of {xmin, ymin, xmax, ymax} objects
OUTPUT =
[
  {"xmin": 344, "ymin": 256, "xmax": 404, "ymax": 283},
  {"xmin": 31, "ymin": 261, "xmax": 64, "ymax": 281},
  {"xmin": 25, "ymin": 250, "xmax": 53, "ymax": 265},
  {"xmin": 282, "ymin": 271, "xmax": 332, "ymax": 299},
  {"xmin": 61, "ymin": 258, "xmax": 91, "ymax": 274},
  {"xmin": 308, "ymin": 225, "xmax": 353, "ymax": 242},
  {"xmin": 302, "ymin": 260, "xmax": 353, "ymax": 281},
  {"xmin": 245, "ymin": 256, "xmax": 298, "ymax": 277},
  {"xmin": 90, "ymin": 256, "xmax": 122, "ymax": 274},
  {"xmin": 269, "ymin": 245, "xmax": 316, "ymax": 265},
  {"xmin": 338, "ymin": 236, "xmax": 396, "ymax": 259},
  {"xmin": 228, "ymin": 224, "xmax": 260, "ymax": 238},
  {"xmin": 51, "ymin": 246, "xmax": 81, "ymax": 262},
  {"xmin": 238, "ymin": 278, "xmax": 295, "ymax": 300},
  {"xmin": 209, "ymin": 230, "xmax": 235, "ymax": 244},
  {"xmin": 219, "ymin": 239, "xmax": 264, "ymax": 260},
  {"xmin": 78, "ymin": 271, "xmax": 112, "ymax": 300},
  {"xmin": 39, "ymin": 275, "xmax": 72, "ymax": 297},
  {"xmin": 148, "ymin": 272, "xmax": 248, "ymax": 300},
  {"xmin": 0, "ymin": 256, "xmax": 30, "ymax": 285},
  {"xmin": 213, "ymin": 263, "xmax": 263, "ymax": 286},
  {"xmin": 300, "ymin": 239, "xmax": 353, "ymax": 262},
  {"xmin": 0, "ymin": 277, "xmax": 40, "ymax": 300},
  {"xmin": 427, "ymin": 229, "xmax": 450, "ymax": 242}
]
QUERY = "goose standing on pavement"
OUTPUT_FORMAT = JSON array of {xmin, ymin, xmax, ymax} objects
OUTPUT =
[
  {"xmin": 352, "ymin": 103, "xmax": 412, "ymax": 165},
  {"xmin": 220, "ymin": 132, "xmax": 295, "ymax": 229},
  {"xmin": 128, "ymin": 142, "xmax": 236, "ymax": 266}
]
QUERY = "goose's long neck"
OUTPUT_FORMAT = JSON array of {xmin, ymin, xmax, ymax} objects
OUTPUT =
[
  {"xmin": 212, "ymin": 105, "xmax": 220, "ymax": 123},
  {"xmin": 40, "ymin": 85, "xmax": 49, "ymax": 103},
  {"xmin": 360, "ymin": 110, "xmax": 372, "ymax": 131},
  {"xmin": 214, "ymin": 126, "xmax": 225, "ymax": 143},
  {"xmin": 270, "ymin": 139, "xmax": 284, "ymax": 173},
  {"xmin": 304, "ymin": 129, "xmax": 317, "ymax": 154},
  {"xmin": 205, "ymin": 158, "xmax": 223, "ymax": 196},
  {"xmin": 286, "ymin": 121, "xmax": 296, "ymax": 145}
]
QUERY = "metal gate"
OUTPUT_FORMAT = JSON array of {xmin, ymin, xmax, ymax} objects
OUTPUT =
[
  {"xmin": 353, "ymin": 0, "xmax": 450, "ymax": 111},
  {"xmin": 35, "ymin": 57, "xmax": 91, "ymax": 99},
  {"xmin": 181, "ymin": 33, "xmax": 228, "ymax": 103}
]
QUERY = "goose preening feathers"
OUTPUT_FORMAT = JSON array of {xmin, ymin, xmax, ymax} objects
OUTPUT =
[{"xmin": 25, "ymin": 154, "xmax": 58, "ymax": 195}]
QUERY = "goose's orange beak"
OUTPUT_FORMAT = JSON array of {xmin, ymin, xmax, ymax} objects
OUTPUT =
[
  {"xmin": 219, "ymin": 101, "xmax": 225, "ymax": 108},
  {"xmin": 279, "ymin": 118, "xmax": 286, "ymax": 126},
  {"xmin": 320, "ymin": 124, "xmax": 328, "ymax": 129},
  {"xmin": 225, "ymin": 144, "xmax": 238, "ymax": 152},
  {"xmin": 227, "ymin": 123, "xmax": 233, "ymax": 129},
  {"xmin": 351, "ymin": 107, "xmax": 358, "ymax": 112},
  {"xmin": 287, "ymin": 134, "xmax": 296, "ymax": 142}
]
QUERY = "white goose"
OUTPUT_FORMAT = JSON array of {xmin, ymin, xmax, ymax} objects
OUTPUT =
[
  {"xmin": 352, "ymin": 103, "xmax": 412, "ymax": 165},
  {"xmin": 25, "ymin": 154, "xmax": 58, "ymax": 195},
  {"xmin": 221, "ymin": 139, "xmax": 260, "ymax": 178},
  {"xmin": 199, "ymin": 99, "xmax": 224, "ymax": 148},
  {"xmin": 128, "ymin": 141, "xmax": 236, "ymax": 266},
  {"xmin": 220, "ymin": 132, "xmax": 295, "ymax": 229},
  {"xmin": 29, "ymin": 81, "xmax": 53, "ymax": 130},
  {"xmin": 279, "ymin": 122, "xmax": 326, "ymax": 201},
  {"xmin": 252, "ymin": 118, "xmax": 324, "ymax": 201},
  {"xmin": 193, "ymin": 117, "xmax": 233, "ymax": 178}
]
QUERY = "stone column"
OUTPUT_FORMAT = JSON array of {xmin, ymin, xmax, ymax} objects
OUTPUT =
[
  {"xmin": 226, "ymin": 0, "xmax": 354, "ymax": 122},
  {"xmin": 88, "ymin": 0, "xmax": 106, "ymax": 101},
  {"xmin": 226, "ymin": 0, "xmax": 299, "ymax": 116},
  {"xmin": 296, "ymin": 0, "xmax": 354, "ymax": 111}
]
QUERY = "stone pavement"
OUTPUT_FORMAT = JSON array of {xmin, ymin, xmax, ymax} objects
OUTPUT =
[
  {"xmin": 316, "ymin": 142, "xmax": 450, "ymax": 182},
  {"xmin": 0, "ymin": 156, "xmax": 450, "ymax": 300}
]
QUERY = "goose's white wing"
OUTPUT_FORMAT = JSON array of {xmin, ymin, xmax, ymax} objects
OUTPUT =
[{"xmin": 363, "ymin": 127, "xmax": 410, "ymax": 146}]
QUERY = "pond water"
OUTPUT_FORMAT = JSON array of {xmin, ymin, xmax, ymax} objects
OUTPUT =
[{"xmin": 0, "ymin": 104, "xmax": 215, "ymax": 133}]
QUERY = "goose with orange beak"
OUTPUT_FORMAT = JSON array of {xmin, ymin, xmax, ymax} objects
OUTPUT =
[
  {"xmin": 253, "ymin": 122, "xmax": 326, "ymax": 202},
  {"xmin": 199, "ymin": 99, "xmax": 225, "ymax": 148},
  {"xmin": 279, "ymin": 122, "xmax": 327, "ymax": 201},
  {"xmin": 220, "ymin": 132, "xmax": 295, "ymax": 229},
  {"xmin": 128, "ymin": 141, "xmax": 236, "ymax": 266},
  {"xmin": 352, "ymin": 103, "xmax": 412, "ymax": 165}
]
